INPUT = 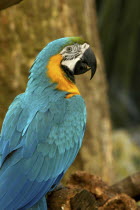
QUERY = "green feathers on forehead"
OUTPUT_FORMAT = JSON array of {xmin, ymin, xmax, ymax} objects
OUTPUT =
[{"xmin": 68, "ymin": 37, "xmax": 87, "ymax": 45}]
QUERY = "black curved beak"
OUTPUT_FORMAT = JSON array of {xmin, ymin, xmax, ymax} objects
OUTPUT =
[{"xmin": 74, "ymin": 47, "xmax": 96, "ymax": 79}]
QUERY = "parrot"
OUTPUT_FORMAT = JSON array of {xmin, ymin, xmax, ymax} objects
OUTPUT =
[{"xmin": 0, "ymin": 37, "xmax": 96, "ymax": 210}]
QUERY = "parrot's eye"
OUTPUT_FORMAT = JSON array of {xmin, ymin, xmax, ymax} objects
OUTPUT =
[{"xmin": 66, "ymin": 46, "xmax": 73, "ymax": 53}]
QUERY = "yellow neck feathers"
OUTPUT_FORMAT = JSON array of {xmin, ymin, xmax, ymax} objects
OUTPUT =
[{"xmin": 46, "ymin": 54, "xmax": 80, "ymax": 98}]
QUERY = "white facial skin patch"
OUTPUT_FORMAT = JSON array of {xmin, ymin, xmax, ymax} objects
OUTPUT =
[{"xmin": 60, "ymin": 43, "xmax": 89, "ymax": 71}]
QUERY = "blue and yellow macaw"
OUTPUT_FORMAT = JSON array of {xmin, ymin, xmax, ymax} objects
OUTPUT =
[{"xmin": 0, "ymin": 37, "xmax": 96, "ymax": 209}]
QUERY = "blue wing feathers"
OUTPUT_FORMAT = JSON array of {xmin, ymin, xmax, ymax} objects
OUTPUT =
[{"xmin": 0, "ymin": 93, "xmax": 86, "ymax": 209}]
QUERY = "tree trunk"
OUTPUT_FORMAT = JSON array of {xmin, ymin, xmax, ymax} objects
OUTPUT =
[{"xmin": 0, "ymin": 0, "xmax": 112, "ymax": 182}]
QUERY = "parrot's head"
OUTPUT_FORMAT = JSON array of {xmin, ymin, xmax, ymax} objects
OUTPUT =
[{"xmin": 28, "ymin": 37, "xmax": 96, "ymax": 97}]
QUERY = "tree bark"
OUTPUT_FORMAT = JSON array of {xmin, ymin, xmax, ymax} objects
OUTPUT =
[
  {"xmin": 110, "ymin": 172, "xmax": 140, "ymax": 201},
  {"xmin": 47, "ymin": 171, "xmax": 137, "ymax": 210},
  {"xmin": 80, "ymin": 0, "xmax": 112, "ymax": 182}
]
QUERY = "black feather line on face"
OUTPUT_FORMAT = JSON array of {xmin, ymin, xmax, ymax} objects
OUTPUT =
[
  {"xmin": 61, "ymin": 64, "xmax": 75, "ymax": 83},
  {"xmin": 63, "ymin": 52, "xmax": 81, "ymax": 61}
]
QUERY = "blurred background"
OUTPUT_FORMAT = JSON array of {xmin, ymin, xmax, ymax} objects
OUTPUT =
[{"xmin": 0, "ymin": 0, "xmax": 140, "ymax": 184}]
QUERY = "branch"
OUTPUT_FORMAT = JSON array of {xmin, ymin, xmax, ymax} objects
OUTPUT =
[
  {"xmin": 47, "ymin": 171, "xmax": 137, "ymax": 209},
  {"xmin": 110, "ymin": 172, "xmax": 140, "ymax": 201},
  {"xmin": 0, "ymin": 0, "xmax": 23, "ymax": 11}
]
